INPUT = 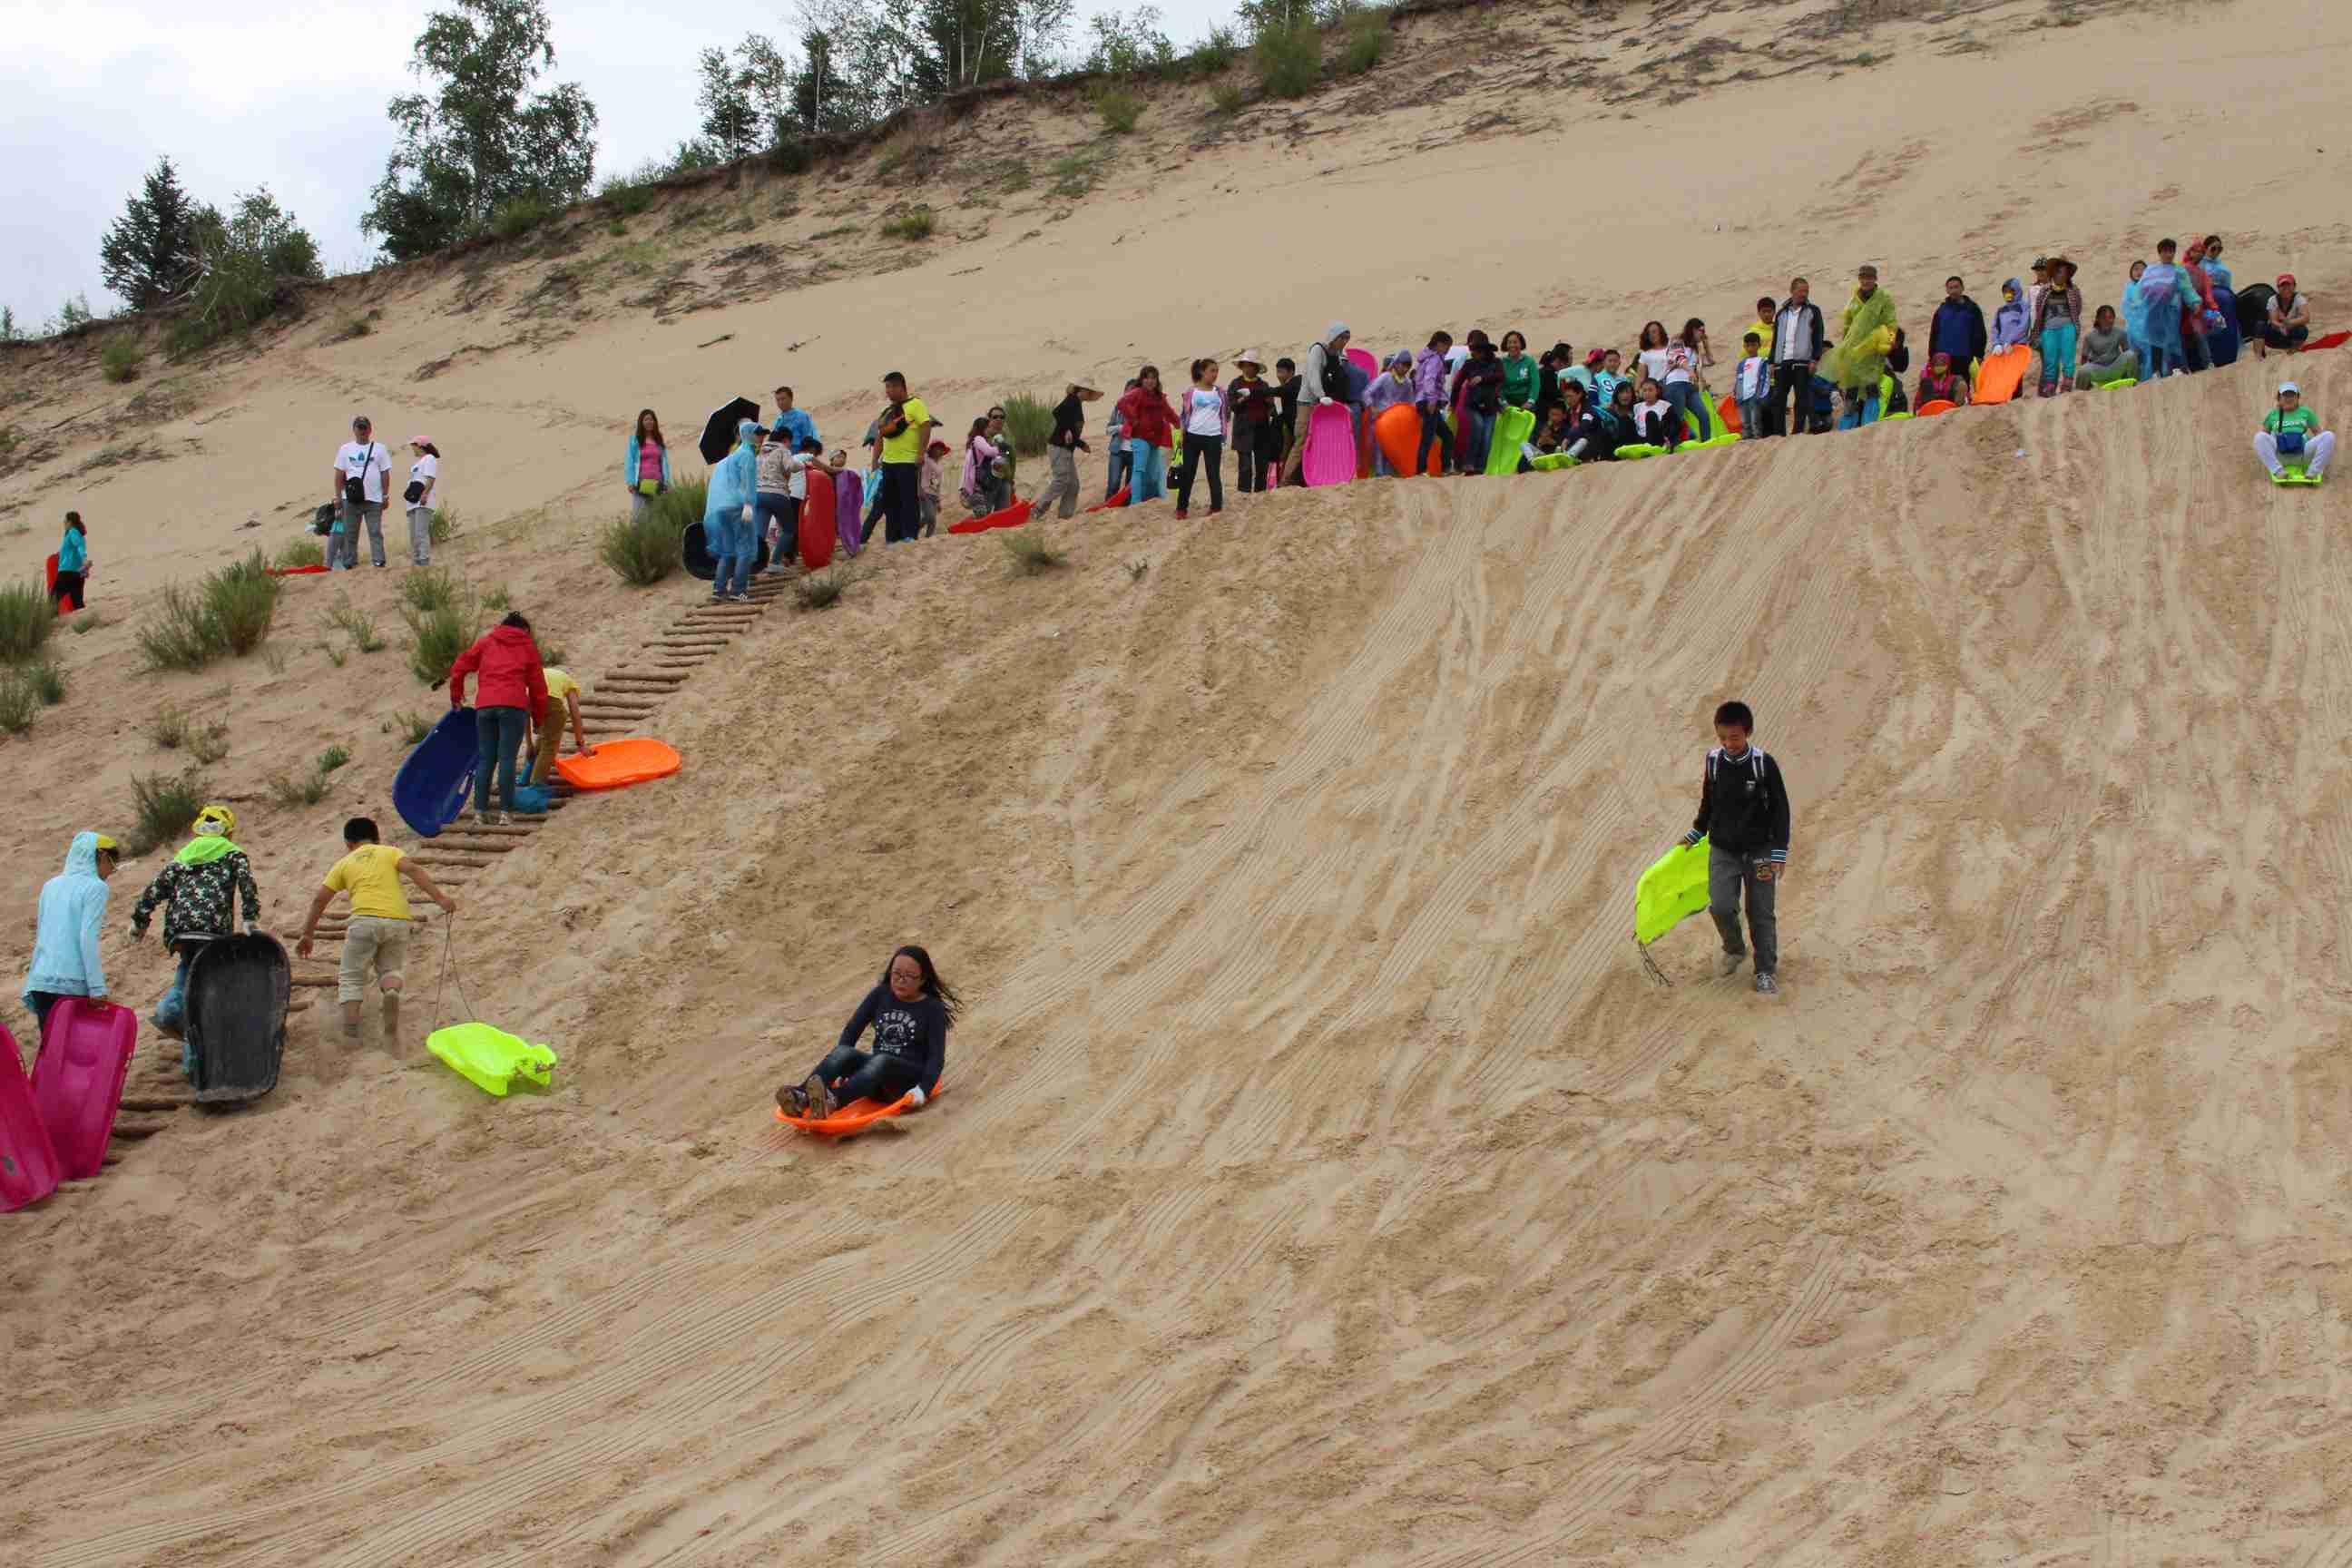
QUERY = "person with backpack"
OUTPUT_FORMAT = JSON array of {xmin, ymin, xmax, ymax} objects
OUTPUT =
[
  {"xmin": 1673, "ymin": 701, "xmax": 1792, "ymax": 995},
  {"xmin": 2255, "ymin": 381, "xmax": 2334, "ymax": 483},
  {"xmin": 329, "ymin": 415, "xmax": 393, "ymax": 570},
  {"xmin": 959, "ymin": 417, "xmax": 1009, "ymax": 519},
  {"xmin": 1281, "ymin": 324, "xmax": 1354, "ymax": 484}
]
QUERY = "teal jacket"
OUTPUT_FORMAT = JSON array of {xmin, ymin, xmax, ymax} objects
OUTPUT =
[
  {"xmin": 22, "ymin": 832, "xmax": 109, "ymax": 1008},
  {"xmin": 621, "ymin": 436, "xmax": 672, "ymax": 492},
  {"xmin": 56, "ymin": 525, "xmax": 87, "ymax": 574}
]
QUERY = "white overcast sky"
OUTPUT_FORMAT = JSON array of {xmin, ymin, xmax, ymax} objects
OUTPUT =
[{"xmin": 0, "ymin": 0, "xmax": 1229, "ymax": 322}]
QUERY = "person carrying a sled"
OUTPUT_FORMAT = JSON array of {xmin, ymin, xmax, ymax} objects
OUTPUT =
[
  {"xmin": 1674, "ymin": 701, "xmax": 1793, "ymax": 995},
  {"xmin": 779, "ymin": 946, "xmax": 960, "ymax": 1119},
  {"xmin": 130, "ymin": 804, "xmax": 262, "ymax": 1038}
]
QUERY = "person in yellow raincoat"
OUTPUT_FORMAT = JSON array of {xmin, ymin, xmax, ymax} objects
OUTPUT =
[{"xmin": 1822, "ymin": 264, "xmax": 1897, "ymax": 429}]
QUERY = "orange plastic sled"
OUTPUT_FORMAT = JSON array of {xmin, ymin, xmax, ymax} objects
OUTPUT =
[
  {"xmin": 1916, "ymin": 398, "xmax": 1958, "ymax": 417},
  {"xmin": 1717, "ymin": 395, "xmax": 1742, "ymax": 435},
  {"xmin": 1974, "ymin": 346, "xmax": 2032, "ymax": 406},
  {"xmin": 774, "ymin": 1082, "xmax": 943, "ymax": 1137},
  {"xmin": 554, "ymin": 738, "xmax": 681, "ymax": 791},
  {"xmin": 1370, "ymin": 403, "xmax": 1442, "ymax": 475}
]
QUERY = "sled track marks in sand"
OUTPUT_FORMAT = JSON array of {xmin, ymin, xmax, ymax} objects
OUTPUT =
[{"xmin": 21, "ymin": 350, "xmax": 2352, "ymax": 1566}]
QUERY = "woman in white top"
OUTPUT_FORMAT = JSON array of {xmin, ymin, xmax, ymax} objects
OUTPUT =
[
  {"xmin": 404, "ymin": 438, "xmax": 441, "ymax": 566},
  {"xmin": 1175, "ymin": 357, "xmax": 1229, "ymax": 519}
]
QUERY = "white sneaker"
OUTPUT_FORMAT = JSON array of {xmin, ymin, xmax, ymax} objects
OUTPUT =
[{"xmin": 1718, "ymin": 952, "xmax": 1746, "ymax": 977}]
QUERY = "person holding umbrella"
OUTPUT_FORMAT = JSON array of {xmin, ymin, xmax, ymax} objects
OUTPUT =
[
  {"xmin": 704, "ymin": 418, "xmax": 761, "ymax": 601},
  {"xmin": 874, "ymin": 371, "xmax": 935, "ymax": 545}
]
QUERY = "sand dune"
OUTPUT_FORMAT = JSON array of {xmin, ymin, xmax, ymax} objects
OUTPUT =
[{"xmin": 6, "ymin": 0, "xmax": 2352, "ymax": 1562}]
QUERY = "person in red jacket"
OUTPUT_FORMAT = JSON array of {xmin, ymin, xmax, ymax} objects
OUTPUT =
[
  {"xmin": 448, "ymin": 612, "xmax": 550, "ymax": 825},
  {"xmin": 1113, "ymin": 366, "xmax": 1179, "ymax": 507}
]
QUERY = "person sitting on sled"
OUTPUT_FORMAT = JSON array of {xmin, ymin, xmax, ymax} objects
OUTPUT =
[
  {"xmin": 779, "ymin": 946, "xmax": 960, "ymax": 1118},
  {"xmin": 2256, "ymin": 380, "xmax": 2334, "ymax": 483}
]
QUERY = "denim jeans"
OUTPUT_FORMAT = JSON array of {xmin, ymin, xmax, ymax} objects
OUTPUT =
[
  {"xmin": 1666, "ymin": 380, "xmax": 1713, "ymax": 439},
  {"xmin": 753, "ymin": 492, "xmax": 794, "ymax": 566},
  {"xmin": 152, "ymin": 947, "xmax": 197, "ymax": 1034},
  {"xmin": 1126, "ymin": 440, "xmax": 1168, "ymax": 505},
  {"xmin": 1739, "ymin": 397, "xmax": 1769, "ymax": 439},
  {"xmin": 1459, "ymin": 409, "xmax": 1495, "ymax": 473},
  {"xmin": 475, "ymin": 705, "xmax": 530, "ymax": 814},
  {"xmin": 1107, "ymin": 440, "xmax": 1132, "ymax": 497}
]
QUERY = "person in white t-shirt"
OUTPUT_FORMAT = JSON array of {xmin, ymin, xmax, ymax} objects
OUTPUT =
[
  {"xmin": 330, "ymin": 416, "xmax": 394, "ymax": 570},
  {"xmin": 403, "ymin": 437, "xmax": 441, "ymax": 567}
]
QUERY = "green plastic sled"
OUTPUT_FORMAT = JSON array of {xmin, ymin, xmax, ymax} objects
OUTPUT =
[
  {"xmin": 1485, "ymin": 407, "xmax": 1538, "ymax": 475},
  {"xmin": 427, "ymin": 1022, "xmax": 559, "ymax": 1097},
  {"xmin": 1614, "ymin": 442, "xmax": 1665, "ymax": 462},
  {"xmin": 1637, "ymin": 837, "xmax": 1711, "ymax": 948},
  {"xmin": 2272, "ymin": 461, "xmax": 2325, "ymax": 486},
  {"xmin": 1527, "ymin": 452, "xmax": 1579, "ymax": 472}
]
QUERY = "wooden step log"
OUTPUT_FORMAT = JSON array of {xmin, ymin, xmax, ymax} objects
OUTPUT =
[
  {"xmin": 120, "ymin": 1095, "xmax": 193, "ymax": 1113},
  {"xmin": 111, "ymin": 1119, "xmax": 172, "ymax": 1141}
]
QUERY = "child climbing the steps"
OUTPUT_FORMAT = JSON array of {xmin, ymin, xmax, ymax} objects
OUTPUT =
[
  {"xmin": 779, "ymin": 946, "xmax": 960, "ymax": 1119},
  {"xmin": 1674, "ymin": 701, "xmax": 1792, "ymax": 995},
  {"xmin": 130, "ymin": 803, "xmax": 263, "ymax": 1038},
  {"xmin": 295, "ymin": 817, "xmax": 458, "ymax": 1043}
]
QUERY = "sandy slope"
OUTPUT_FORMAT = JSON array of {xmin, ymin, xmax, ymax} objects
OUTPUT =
[{"xmin": 6, "ymin": 0, "xmax": 2352, "ymax": 1563}]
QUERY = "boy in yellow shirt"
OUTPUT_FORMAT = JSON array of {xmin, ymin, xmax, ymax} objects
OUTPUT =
[
  {"xmin": 525, "ymin": 665, "xmax": 591, "ymax": 787},
  {"xmin": 296, "ymin": 817, "xmax": 457, "ymax": 1042}
]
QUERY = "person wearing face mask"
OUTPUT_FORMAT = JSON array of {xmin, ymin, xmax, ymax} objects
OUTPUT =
[{"xmin": 779, "ymin": 946, "xmax": 962, "ymax": 1119}]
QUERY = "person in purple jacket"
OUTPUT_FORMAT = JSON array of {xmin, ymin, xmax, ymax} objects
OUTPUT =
[{"xmin": 1412, "ymin": 331, "xmax": 1455, "ymax": 475}]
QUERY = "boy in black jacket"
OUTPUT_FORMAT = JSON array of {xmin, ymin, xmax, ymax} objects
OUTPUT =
[{"xmin": 1676, "ymin": 701, "xmax": 1792, "ymax": 993}]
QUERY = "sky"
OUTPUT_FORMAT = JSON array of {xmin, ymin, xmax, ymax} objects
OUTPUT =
[{"xmin": 0, "ymin": 0, "xmax": 1230, "ymax": 326}]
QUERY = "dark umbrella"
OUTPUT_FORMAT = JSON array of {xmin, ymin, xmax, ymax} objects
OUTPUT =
[{"xmin": 699, "ymin": 396, "xmax": 760, "ymax": 466}]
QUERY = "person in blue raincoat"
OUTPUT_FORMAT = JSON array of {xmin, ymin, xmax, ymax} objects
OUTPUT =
[
  {"xmin": 22, "ymin": 831, "xmax": 120, "ymax": 1044},
  {"xmin": 702, "ymin": 417, "xmax": 760, "ymax": 603}
]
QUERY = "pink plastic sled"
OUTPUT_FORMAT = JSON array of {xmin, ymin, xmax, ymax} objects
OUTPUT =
[
  {"xmin": 1299, "ymin": 404, "xmax": 1358, "ymax": 487},
  {"xmin": 31, "ymin": 998, "xmax": 138, "ymax": 1181},
  {"xmin": 0, "ymin": 1025, "xmax": 62, "ymax": 1211}
]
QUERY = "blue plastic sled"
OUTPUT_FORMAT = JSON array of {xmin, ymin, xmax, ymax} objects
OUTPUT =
[{"xmin": 394, "ymin": 708, "xmax": 478, "ymax": 838}]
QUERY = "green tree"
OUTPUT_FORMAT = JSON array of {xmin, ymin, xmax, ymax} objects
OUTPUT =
[
  {"xmin": 99, "ymin": 156, "xmax": 203, "ymax": 310},
  {"xmin": 363, "ymin": 0, "xmax": 600, "ymax": 261},
  {"xmin": 697, "ymin": 35, "xmax": 792, "ymax": 162},
  {"xmin": 1085, "ymin": 5, "xmax": 1172, "ymax": 74},
  {"xmin": 173, "ymin": 189, "xmax": 324, "ymax": 353}
]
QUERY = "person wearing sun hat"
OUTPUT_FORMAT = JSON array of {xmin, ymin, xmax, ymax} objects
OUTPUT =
[
  {"xmin": 22, "ymin": 831, "xmax": 122, "ymax": 1046},
  {"xmin": 130, "ymin": 803, "xmax": 263, "ymax": 1040},
  {"xmin": 1223, "ymin": 354, "xmax": 1282, "ymax": 493},
  {"xmin": 1031, "ymin": 382, "xmax": 1102, "ymax": 518},
  {"xmin": 2262, "ymin": 274, "xmax": 2311, "ymax": 356},
  {"xmin": 403, "ymin": 436, "xmax": 442, "ymax": 566},
  {"xmin": 2256, "ymin": 381, "xmax": 2334, "ymax": 484}
]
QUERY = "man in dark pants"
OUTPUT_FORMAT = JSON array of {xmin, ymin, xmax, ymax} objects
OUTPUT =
[
  {"xmin": 874, "ymin": 370, "xmax": 934, "ymax": 544},
  {"xmin": 1769, "ymin": 279, "xmax": 1826, "ymax": 437},
  {"xmin": 1675, "ymin": 700, "xmax": 1793, "ymax": 994}
]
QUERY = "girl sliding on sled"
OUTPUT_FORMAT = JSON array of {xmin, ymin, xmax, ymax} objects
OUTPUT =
[{"xmin": 779, "ymin": 946, "xmax": 961, "ymax": 1118}]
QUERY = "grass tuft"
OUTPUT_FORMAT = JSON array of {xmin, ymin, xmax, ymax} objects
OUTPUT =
[
  {"xmin": 26, "ymin": 658, "xmax": 64, "ymax": 704},
  {"xmin": 600, "ymin": 505, "xmax": 684, "ymax": 586},
  {"xmin": 276, "ymin": 537, "xmax": 325, "ymax": 568},
  {"xmin": 1000, "ymin": 392, "xmax": 1054, "ymax": 457},
  {"xmin": 1000, "ymin": 531, "xmax": 1067, "ymax": 574},
  {"xmin": 490, "ymin": 197, "xmax": 554, "ymax": 241},
  {"xmin": 0, "ymin": 582, "xmax": 56, "ymax": 662},
  {"xmin": 1255, "ymin": 20, "xmax": 1322, "ymax": 97},
  {"xmin": 1338, "ymin": 7, "xmax": 1391, "ymax": 74},
  {"xmin": 101, "ymin": 338, "xmax": 143, "ymax": 383},
  {"xmin": 430, "ymin": 505, "xmax": 459, "ymax": 546},
  {"xmin": 0, "ymin": 672, "xmax": 33, "ymax": 735},
  {"xmin": 793, "ymin": 565, "xmax": 849, "ymax": 611},
  {"xmin": 880, "ymin": 207, "xmax": 936, "ymax": 241},
  {"xmin": 127, "ymin": 768, "xmax": 210, "ymax": 855},
  {"xmin": 71, "ymin": 612, "xmax": 101, "ymax": 634},
  {"xmin": 1091, "ymin": 83, "xmax": 1143, "ymax": 133},
  {"xmin": 134, "ymin": 554, "xmax": 286, "ymax": 672},
  {"xmin": 318, "ymin": 744, "xmax": 350, "ymax": 773},
  {"xmin": 397, "ymin": 711, "xmax": 431, "ymax": 746}
]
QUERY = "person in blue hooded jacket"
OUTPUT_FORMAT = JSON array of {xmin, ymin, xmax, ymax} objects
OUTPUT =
[
  {"xmin": 1989, "ymin": 279, "xmax": 2032, "ymax": 352},
  {"xmin": 702, "ymin": 417, "xmax": 760, "ymax": 603},
  {"xmin": 23, "ymin": 831, "xmax": 120, "ymax": 1042}
]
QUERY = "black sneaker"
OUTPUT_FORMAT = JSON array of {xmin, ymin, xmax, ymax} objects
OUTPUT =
[{"xmin": 1755, "ymin": 972, "xmax": 1778, "ymax": 995}]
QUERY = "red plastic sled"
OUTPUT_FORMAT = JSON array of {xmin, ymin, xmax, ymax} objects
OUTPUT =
[
  {"xmin": 2302, "ymin": 330, "xmax": 2348, "ymax": 354},
  {"xmin": 264, "ymin": 564, "xmax": 329, "ymax": 577},
  {"xmin": 774, "ymin": 1082, "xmax": 944, "ymax": 1138},
  {"xmin": 44, "ymin": 554, "xmax": 58, "ymax": 595},
  {"xmin": 799, "ymin": 471, "xmax": 838, "ymax": 571},
  {"xmin": 1085, "ymin": 485, "xmax": 1131, "ymax": 514},
  {"xmin": 0, "ymin": 1025, "xmax": 63, "ymax": 1211},
  {"xmin": 554, "ymin": 737, "xmax": 681, "ymax": 791},
  {"xmin": 947, "ymin": 498, "xmax": 1034, "ymax": 535},
  {"xmin": 30, "ymin": 998, "xmax": 137, "ymax": 1181}
]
